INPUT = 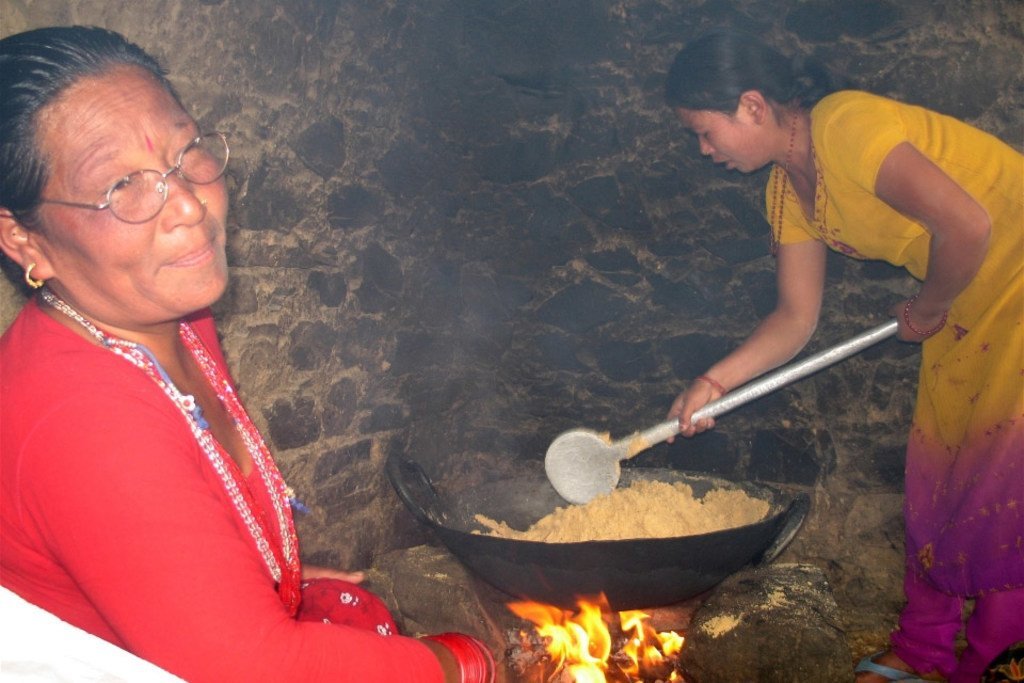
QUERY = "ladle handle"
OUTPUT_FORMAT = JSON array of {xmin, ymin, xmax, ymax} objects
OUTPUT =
[{"xmin": 629, "ymin": 320, "xmax": 899, "ymax": 452}]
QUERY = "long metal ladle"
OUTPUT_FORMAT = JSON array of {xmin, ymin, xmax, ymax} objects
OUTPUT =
[{"xmin": 544, "ymin": 320, "xmax": 898, "ymax": 504}]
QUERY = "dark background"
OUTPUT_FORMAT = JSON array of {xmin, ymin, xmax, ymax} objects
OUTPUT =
[{"xmin": 4, "ymin": 0, "xmax": 1021, "ymax": 653}]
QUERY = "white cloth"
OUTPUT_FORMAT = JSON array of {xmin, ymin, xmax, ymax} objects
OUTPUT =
[{"xmin": 0, "ymin": 586, "xmax": 183, "ymax": 682}]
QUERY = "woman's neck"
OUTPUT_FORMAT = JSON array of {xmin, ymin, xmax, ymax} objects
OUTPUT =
[
  {"xmin": 779, "ymin": 110, "xmax": 816, "ymax": 188},
  {"xmin": 38, "ymin": 287, "xmax": 186, "ymax": 371},
  {"xmin": 40, "ymin": 284, "xmax": 178, "ymax": 338}
]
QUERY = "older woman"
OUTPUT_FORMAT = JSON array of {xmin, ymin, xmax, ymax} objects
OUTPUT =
[
  {"xmin": 0, "ymin": 26, "xmax": 492, "ymax": 682},
  {"xmin": 663, "ymin": 30, "xmax": 1022, "ymax": 683}
]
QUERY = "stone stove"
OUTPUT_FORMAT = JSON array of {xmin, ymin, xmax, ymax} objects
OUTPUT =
[{"xmin": 368, "ymin": 542, "xmax": 853, "ymax": 682}]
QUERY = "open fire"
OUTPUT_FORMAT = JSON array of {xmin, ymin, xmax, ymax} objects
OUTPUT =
[{"xmin": 505, "ymin": 596, "xmax": 686, "ymax": 682}]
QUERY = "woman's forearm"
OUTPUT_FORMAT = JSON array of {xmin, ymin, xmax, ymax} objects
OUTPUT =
[
  {"xmin": 875, "ymin": 141, "xmax": 992, "ymax": 324},
  {"xmin": 704, "ymin": 239, "xmax": 826, "ymax": 391},
  {"xmin": 914, "ymin": 214, "xmax": 991, "ymax": 318},
  {"xmin": 703, "ymin": 307, "xmax": 818, "ymax": 392}
]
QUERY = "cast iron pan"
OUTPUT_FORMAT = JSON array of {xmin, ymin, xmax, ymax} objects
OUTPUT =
[{"xmin": 386, "ymin": 455, "xmax": 810, "ymax": 610}]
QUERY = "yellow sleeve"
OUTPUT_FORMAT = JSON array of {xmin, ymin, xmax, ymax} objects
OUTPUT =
[{"xmin": 813, "ymin": 92, "xmax": 908, "ymax": 194}]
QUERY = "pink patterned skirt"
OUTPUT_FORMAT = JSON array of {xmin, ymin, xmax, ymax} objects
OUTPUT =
[{"xmin": 296, "ymin": 578, "xmax": 398, "ymax": 636}]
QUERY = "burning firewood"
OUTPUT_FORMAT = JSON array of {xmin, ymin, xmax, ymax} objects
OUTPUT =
[{"xmin": 503, "ymin": 596, "xmax": 686, "ymax": 682}]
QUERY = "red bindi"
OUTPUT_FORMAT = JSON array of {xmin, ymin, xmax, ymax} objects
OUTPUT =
[{"xmin": 145, "ymin": 135, "xmax": 153, "ymax": 152}]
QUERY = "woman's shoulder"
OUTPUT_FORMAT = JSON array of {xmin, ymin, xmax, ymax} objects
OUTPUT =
[
  {"xmin": 2, "ymin": 301, "xmax": 222, "ymax": 437},
  {"xmin": 3, "ymin": 299, "xmax": 139, "ymax": 384},
  {"xmin": 813, "ymin": 90, "xmax": 907, "ymax": 127},
  {"xmin": 2, "ymin": 299, "xmax": 102, "ymax": 378},
  {"xmin": 813, "ymin": 90, "xmax": 1020, "ymax": 170},
  {"xmin": 810, "ymin": 91, "xmax": 916, "ymax": 183},
  {"xmin": 813, "ymin": 90, "xmax": 990, "ymax": 137},
  {"xmin": 4, "ymin": 300, "xmax": 224, "ymax": 378}
]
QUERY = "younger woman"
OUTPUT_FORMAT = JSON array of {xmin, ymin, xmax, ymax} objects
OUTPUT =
[{"xmin": 664, "ymin": 29, "xmax": 1022, "ymax": 683}]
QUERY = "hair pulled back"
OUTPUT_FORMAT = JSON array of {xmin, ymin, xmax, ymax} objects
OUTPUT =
[
  {"xmin": 0, "ymin": 26, "xmax": 177, "ymax": 223},
  {"xmin": 664, "ymin": 29, "xmax": 843, "ymax": 113}
]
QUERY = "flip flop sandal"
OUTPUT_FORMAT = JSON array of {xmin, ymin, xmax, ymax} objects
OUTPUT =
[{"xmin": 855, "ymin": 652, "xmax": 928, "ymax": 682}]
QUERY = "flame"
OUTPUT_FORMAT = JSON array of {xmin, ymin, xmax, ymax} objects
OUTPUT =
[{"xmin": 508, "ymin": 596, "xmax": 685, "ymax": 682}]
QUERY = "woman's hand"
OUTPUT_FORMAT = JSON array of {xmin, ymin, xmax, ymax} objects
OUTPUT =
[
  {"xmin": 667, "ymin": 378, "xmax": 721, "ymax": 440},
  {"xmin": 301, "ymin": 565, "xmax": 365, "ymax": 584}
]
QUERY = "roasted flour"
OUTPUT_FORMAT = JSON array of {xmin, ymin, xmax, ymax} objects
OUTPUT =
[{"xmin": 475, "ymin": 480, "xmax": 771, "ymax": 543}]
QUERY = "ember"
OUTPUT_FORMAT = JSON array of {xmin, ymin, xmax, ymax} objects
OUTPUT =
[{"xmin": 505, "ymin": 596, "xmax": 686, "ymax": 682}]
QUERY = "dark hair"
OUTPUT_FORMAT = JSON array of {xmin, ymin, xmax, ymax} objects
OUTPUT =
[
  {"xmin": 0, "ymin": 26, "xmax": 179, "ymax": 225},
  {"xmin": 664, "ymin": 29, "xmax": 844, "ymax": 112}
]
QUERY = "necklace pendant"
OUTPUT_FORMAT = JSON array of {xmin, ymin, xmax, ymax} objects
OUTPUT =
[
  {"xmin": 284, "ymin": 486, "xmax": 311, "ymax": 515},
  {"xmin": 178, "ymin": 394, "xmax": 210, "ymax": 430}
]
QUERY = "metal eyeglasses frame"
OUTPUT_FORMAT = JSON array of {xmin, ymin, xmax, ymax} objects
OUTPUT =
[{"xmin": 38, "ymin": 132, "xmax": 230, "ymax": 224}]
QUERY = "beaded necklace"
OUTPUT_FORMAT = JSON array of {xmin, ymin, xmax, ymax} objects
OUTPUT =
[
  {"xmin": 40, "ymin": 288, "xmax": 302, "ymax": 615},
  {"xmin": 768, "ymin": 115, "xmax": 798, "ymax": 256},
  {"xmin": 769, "ymin": 116, "xmax": 855, "ymax": 258}
]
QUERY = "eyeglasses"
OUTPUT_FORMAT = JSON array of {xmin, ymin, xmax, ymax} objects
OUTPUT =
[{"xmin": 39, "ymin": 132, "xmax": 230, "ymax": 224}]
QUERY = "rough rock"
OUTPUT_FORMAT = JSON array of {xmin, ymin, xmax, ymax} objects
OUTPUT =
[{"xmin": 679, "ymin": 563, "xmax": 853, "ymax": 683}]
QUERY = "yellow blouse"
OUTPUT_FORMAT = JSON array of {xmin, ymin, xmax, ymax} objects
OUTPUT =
[
  {"xmin": 767, "ymin": 90, "xmax": 1024, "ymax": 443},
  {"xmin": 768, "ymin": 90, "xmax": 1022, "ymax": 288},
  {"xmin": 765, "ymin": 94, "xmax": 1024, "ymax": 597}
]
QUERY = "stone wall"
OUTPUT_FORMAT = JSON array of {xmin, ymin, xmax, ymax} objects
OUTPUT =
[{"xmin": 3, "ymin": 0, "xmax": 1022, "ymax": 651}]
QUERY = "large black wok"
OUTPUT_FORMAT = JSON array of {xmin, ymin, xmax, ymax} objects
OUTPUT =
[{"xmin": 386, "ymin": 456, "xmax": 809, "ymax": 610}]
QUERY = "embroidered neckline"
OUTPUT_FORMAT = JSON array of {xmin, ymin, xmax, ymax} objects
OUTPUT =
[
  {"xmin": 809, "ymin": 152, "xmax": 863, "ymax": 257},
  {"xmin": 40, "ymin": 288, "xmax": 302, "ymax": 615},
  {"xmin": 769, "ymin": 140, "xmax": 863, "ymax": 258}
]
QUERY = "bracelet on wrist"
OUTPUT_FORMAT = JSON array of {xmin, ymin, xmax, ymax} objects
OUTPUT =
[
  {"xmin": 695, "ymin": 374, "xmax": 726, "ymax": 395},
  {"xmin": 902, "ymin": 295, "xmax": 948, "ymax": 337},
  {"xmin": 423, "ymin": 632, "xmax": 495, "ymax": 683}
]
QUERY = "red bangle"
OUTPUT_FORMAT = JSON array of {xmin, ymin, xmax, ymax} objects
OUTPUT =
[
  {"xmin": 902, "ymin": 295, "xmax": 948, "ymax": 337},
  {"xmin": 423, "ymin": 632, "xmax": 495, "ymax": 683},
  {"xmin": 696, "ymin": 374, "xmax": 726, "ymax": 395}
]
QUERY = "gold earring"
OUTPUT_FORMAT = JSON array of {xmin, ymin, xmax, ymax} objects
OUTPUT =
[{"xmin": 24, "ymin": 263, "xmax": 44, "ymax": 289}]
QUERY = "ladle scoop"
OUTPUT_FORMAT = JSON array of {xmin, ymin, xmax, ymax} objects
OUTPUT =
[{"xmin": 545, "ymin": 320, "xmax": 898, "ymax": 504}]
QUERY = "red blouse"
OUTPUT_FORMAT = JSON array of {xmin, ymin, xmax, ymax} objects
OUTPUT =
[{"xmin": 1, "ymin": 298, "xmax": 443, "ymax": 682}]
